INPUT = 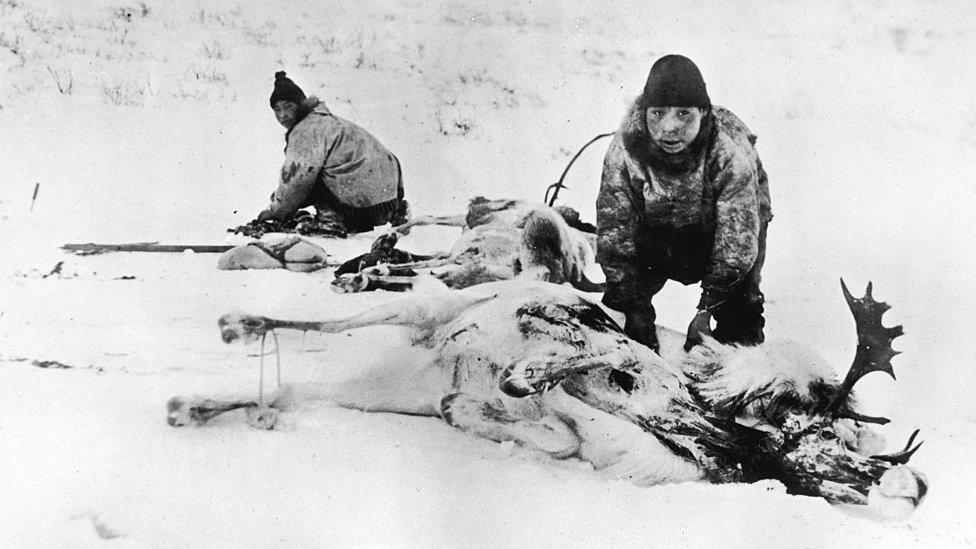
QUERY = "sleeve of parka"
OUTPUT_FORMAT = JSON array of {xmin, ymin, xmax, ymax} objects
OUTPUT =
[
  {"xmin": 698, "ymin": 148, "xmax": 761, "ymax": 309},
  {"xmin": 265, "ymin": 124, "xmax": 327, "ymax": 220},
  {"xmin": 596, "ymin": 138, "xmax": 645, "ymax": 313}
]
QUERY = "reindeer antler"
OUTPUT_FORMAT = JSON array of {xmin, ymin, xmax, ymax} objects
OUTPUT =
[
  {"xmin": 827, "ymin": 279, "xmax": 905, "ymax": 424},
  {"xmin": 872, "ymin": 429, "xmax": 924, "ymax": 465}
]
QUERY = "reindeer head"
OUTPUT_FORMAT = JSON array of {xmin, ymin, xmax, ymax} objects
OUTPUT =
[
  {"xmin": 560, "ymin": 280, "xmax": 927, "ymax": 518},
  {"xmin": 724, "ymin": 280, "xmax": 927, "ymax": 519},
  {"xmin": 753, "ymin": 410, "xmax": 927, "ymax": 520}
]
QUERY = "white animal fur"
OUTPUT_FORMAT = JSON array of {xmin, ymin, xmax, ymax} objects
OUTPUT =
[
  {"xmin": 337, "ymin": 198, "xmax": 601, "ymax": 292},
  {"xmin": 192, "ymin": 279, "xmax": 925, "ymax": 517}
]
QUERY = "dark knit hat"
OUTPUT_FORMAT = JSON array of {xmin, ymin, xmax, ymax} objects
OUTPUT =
[
  {"xmin": 269, "ymin": 71, "xmax": 306, "ymax": 108},
  {"xmin": 641, "ymin": 55, "xmax": 710, "ymax": 109}
]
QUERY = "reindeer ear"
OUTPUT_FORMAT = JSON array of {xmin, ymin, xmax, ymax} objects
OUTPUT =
[{"xmin": 731, "ymin": 412, "xmax": 780, "ymax": 434}]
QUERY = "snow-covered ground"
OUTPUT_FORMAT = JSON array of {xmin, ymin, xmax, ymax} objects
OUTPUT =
[{"xmin": 2, "ymin": 0, "xmax": 975, "ymax": 546}]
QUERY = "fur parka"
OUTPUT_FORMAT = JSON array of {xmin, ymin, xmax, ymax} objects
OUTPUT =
[
  {"xmin": 264, "ymin": 98, "xmax": 402, "ymax": 220},
  {"xmin": 597, "ymin": 102, "xmax": 772, "ymax": 312}
]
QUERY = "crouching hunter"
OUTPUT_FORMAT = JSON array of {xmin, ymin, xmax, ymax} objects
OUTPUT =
[
  {"xmin": 255, "ymin": 71, "xmax": 410, "ymax": 237},
  {"xmin": 597, "ymin": 55, "xmax": 772, "ymax": 353}
]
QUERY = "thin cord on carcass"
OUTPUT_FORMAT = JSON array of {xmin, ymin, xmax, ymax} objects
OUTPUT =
[
  {"xmin": 257, "ymin": 330, "xmax": 284, "ymax": 405},
  {"xmin": 259, "ymin": 333, "xmax": 267, "ymax": 404},
  {"xmin": 272, "ymin": 330, "xmax": 282, "ymax": 387}
]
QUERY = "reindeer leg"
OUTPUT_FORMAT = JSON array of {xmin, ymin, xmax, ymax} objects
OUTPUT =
[
  {"xmin": 220, "ymin": 291, "xmax": 496, "ymax": 342},
  {"xmin": 331, "ymin": 258, "xmax": 461, "ymax": 293},
  {"xmin": 166, "ymin": 396, "xmax": 263, "ymax": 427},
  {"xmin": 375, "ymin": 256, "xmax": 459, "ymax": 272},
  {"xmin": 195, "ymin": 293, "xmax": 494, "ymax": 429},
  {"xmin": 168, "ymin": 330, "xmax": 288, "ymax": 430},
  {"xmin": 499, "ymin": 349, "xmax": 642, "ymax": 398},
  {"xmin": 394, "ymin": 213, "xmax": 468, "ymax": 235},
  {"xmin": 439, "ymin": 393, "xmax": 580, "ymax": 459},
  {"xmin": 331, "ymin": 271, "xmax": 418, "ymax": 293},
  {"xmin": 168, "ymin": 383, "xmax": 316, "ymax": 430},
  {"xmin": 432, "ymin": 262, "xmax": 514, "ymax": 289}
]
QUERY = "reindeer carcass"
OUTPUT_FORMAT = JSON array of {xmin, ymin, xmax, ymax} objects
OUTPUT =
[
  {"xmin": 170, "ymin": 278, "xmax": 927, "ymax": 519},
  {"xmin": 331, "ymin": 197, "xmax": 604, "ymax": 293}
]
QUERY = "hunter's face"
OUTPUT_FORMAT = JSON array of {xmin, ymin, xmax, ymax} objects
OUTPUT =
[
  {"xmin": 273, "ymin": 100, "xmax": 299, "ymax": 129},
  {"xmin": 646, "ymin": 107, "xmax": 703, "ymax": 154}
]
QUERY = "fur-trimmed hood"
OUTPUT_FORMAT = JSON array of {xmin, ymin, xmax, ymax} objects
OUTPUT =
[
  {"xmin": 619, "ymin": 97, "xmax": 716, "ymax": 175},
  {"xmin": 596, "ymin": 101, "xmax": 772, "ymax": 311},
  {"xmin": 296, "ymin": 95, "xmax": 330, "ymax": 119},
  {"xmin": 285, "ymin": 96, "xmax": 331, "ymax": 142}
]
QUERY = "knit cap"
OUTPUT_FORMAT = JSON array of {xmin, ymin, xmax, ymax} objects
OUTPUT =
[
  {"xmin": 642, "ymin": 55, "xmax": 711, "ymax": 109},
  {"xmin": 269, "ymin": 71, "xmax": 306, "ymax": 108}
]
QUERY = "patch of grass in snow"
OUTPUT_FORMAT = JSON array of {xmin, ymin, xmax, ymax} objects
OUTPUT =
[{"xmin": 0, "ymin": 0, "xmax": 548, "ymax": 129}]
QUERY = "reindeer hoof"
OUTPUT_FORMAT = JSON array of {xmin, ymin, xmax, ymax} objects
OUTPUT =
[
  {"xmin": 166, "ymin": 396, "xmax": 198, "ymax": 427},
  {"xmin": 331, "ymin": 273, "xmax": 369, "ymax": 294},
  {"xmin": 246, "ymin": 405, "xmax": 279, "ymax": 430},
  {"xmin": 218, "ymin": 313, "xmax": 271, "ymax": 343},
  {"xmin": 439, "ymin": 393, "xmax": 462, "ymax": 426},
  {"xmin": 499, "ymin": 369, "xmax": 536, "ymax": 398},
  {"xmin": 499, "ymin": 360, "xmax": 558, "ymax": 398}
]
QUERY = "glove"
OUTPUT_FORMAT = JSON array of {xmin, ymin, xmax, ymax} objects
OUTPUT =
[
  {"xmin": 624, "ymin": 310, "xmax": 659, "ymax": 353},
  {"xmin": 684, "ymin": 309, "xmax": 713, "ymax": 352}
]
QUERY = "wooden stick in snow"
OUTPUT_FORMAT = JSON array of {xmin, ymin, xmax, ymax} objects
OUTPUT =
[{"xmin": 62, "ymin": 242, "xmax": 237, "ymax": 254}]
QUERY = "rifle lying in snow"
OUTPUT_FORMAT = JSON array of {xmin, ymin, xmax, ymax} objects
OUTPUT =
[{"xmin": 62, "ymin": 242, "xmax": 236, "ymax": 254}]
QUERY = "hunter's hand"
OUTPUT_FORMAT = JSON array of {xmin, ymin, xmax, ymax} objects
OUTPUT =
[
  {"xmin": 684, "ymin": 309, "xmax": 713, "ymax": 351},
  {"xmin": 624, "ymin": 310, "xmax": 659, "ymax": 352}
]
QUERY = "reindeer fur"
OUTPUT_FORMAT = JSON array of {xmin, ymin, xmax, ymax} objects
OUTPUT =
[{"xmin": 333, "ymin": 198, "xmax": 602, "ymax": 293}]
